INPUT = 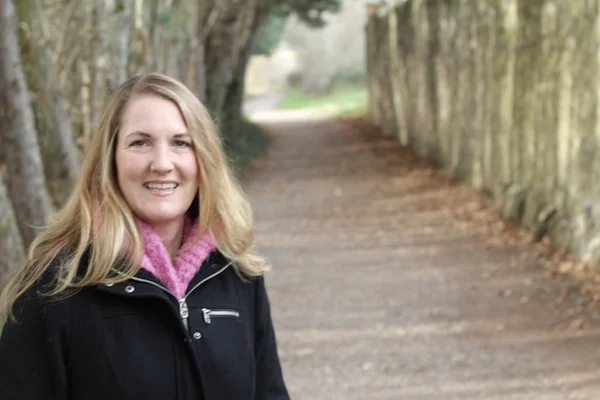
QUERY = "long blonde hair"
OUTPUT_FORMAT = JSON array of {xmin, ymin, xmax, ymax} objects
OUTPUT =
[{"xmin": 0, "ymin": 73, "xmax": 269, "ymax": 320}]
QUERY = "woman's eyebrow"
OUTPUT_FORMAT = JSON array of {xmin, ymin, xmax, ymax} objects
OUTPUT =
[
  {"xmin": 125, "ymin": 131, "xmax": 151, "ymax": 138},
  {"xmin": 125, "ymin": 131, "xmax": 190, "ymax": 138}
]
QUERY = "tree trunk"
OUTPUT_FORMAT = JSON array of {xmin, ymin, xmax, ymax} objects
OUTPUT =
[
  {"xmin": 0, "ymin": 174, "xmax": 24, "ymax": 279},
  {"xmin": 204, "ymin": 0, "xmax": 254, "ymax": 118},
  {"xmin": 0, "ymin": 0, "xmax": 53, "ymax": 247},
  {"xmin": 203, "ymin": 0, "xmax": 268, "ymax": 135},
  {"xmin": 81, "ymin": 60, "xmax": 92, "ymax": 144},
  {"xmin": 148, "ymin": 0, "xmax": 160, "ymax": 71},
  {"xmin": 193, "ymin": 1, "xmax": 221, "ymax": 102},
  {"xmin": 220, "ymin": 6, "xmax": 266, "ymax": 146},
  {"xmin": 15, "ymin": 0, "xmax": 80, "ymax": 207},
  {"xmin": 118, "ymin": 0, "xmax": 133, "ymax": 84},
  {"xmin": 130, "ymin": 0, "xmax": 148, "ymax": 75},
  {"xmin": 89, "ymin": 0, "xmax": 103, "ymax": 130}
]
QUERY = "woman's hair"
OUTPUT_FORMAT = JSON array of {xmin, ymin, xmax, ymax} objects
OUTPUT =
[{"xmin": 0, "ymin": 73, "xmax": 269, "ymax": 320}]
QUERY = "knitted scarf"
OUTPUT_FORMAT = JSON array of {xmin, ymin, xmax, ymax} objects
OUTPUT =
[{"xmin": 137, "ymin": 217, "xmax": 215, "ymax": 298}]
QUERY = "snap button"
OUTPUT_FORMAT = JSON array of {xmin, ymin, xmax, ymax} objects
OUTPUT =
[
  {"xmin": 125, "ymin": 285, "xmax": 135, "ymax": 293},
  {"xmin": 105, "ymin": 283, "xmax": 114, "ymax": 287},
  {"xmin": 193, "ymin": 332, "xmax": 202, "ymax": 340}
]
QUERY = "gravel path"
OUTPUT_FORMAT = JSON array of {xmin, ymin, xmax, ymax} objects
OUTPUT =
[{"xmin": 242, "ymin": 110, "xmax": 600, "ymax": 400}]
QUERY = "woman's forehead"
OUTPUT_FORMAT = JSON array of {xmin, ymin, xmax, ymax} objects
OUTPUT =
[{"xmin": 119, "ymin": 95, "xmax": 188, "ymax": 134}]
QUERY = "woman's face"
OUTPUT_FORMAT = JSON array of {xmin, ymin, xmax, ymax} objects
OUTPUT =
[{"xmin": 115, "ymin": 94, "xmax": 199, "ymax": 229}]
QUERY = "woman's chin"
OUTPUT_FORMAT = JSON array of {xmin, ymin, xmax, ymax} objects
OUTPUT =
[{"xmin": 138, "ymin": 212, "xmax": 186, "ymax": 228}]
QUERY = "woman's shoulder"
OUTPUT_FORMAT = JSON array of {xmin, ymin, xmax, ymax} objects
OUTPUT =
[{"xmin": 10, "ymin": 253, "xmax": 87, "ymax": 315}]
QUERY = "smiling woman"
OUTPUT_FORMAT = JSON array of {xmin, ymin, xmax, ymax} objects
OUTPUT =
[
  {"xmin": 0, "ymin": 73, "xmax": 289, "ymax": 400},
  {"xmin": 116, "ymin": 94, "xmax": 199, "ymax": 256}
]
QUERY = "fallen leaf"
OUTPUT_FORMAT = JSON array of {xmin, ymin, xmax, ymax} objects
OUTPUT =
[{"xmin": 569, "ymin": 318, "xmax": 590, "ymax": 330}]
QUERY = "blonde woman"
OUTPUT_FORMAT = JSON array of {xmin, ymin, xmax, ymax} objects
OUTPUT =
[{"xmin": 0, "ymin": 73, "xmax": 289, "ymax": 400}]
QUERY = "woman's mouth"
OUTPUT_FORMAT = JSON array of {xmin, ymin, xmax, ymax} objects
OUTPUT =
[{"xmin": 144, "ymin": 182, "xmax": 178, "ymax": 190}]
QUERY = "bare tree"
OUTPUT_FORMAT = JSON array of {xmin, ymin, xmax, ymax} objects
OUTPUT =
[
  {"xmin": 15, "ymin": 0, "xmax": 80, "ymax": 207},
  {"xmin": 0, "ymin": 174, "xmax": 24, "ymax": 279},
  {"xmin": 118, "ymin": 0, "xmax": 134, "ymax": 84},
  {"xmin": 0, "ymin": 0, "xmax": 53, "ymax": 247}
]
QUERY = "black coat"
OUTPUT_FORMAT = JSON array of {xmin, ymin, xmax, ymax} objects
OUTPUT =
[{"xmin": 0, "ymin": 250, "xmax": 290, "ymax": 400}]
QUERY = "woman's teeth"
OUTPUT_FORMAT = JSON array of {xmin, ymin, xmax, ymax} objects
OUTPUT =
[{"xmin": 144, "ymin": 183, "xmax": 178, "ymax": 190}]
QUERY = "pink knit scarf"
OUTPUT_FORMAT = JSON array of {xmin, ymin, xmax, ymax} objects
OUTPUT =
[{"xmin": 138, "ymin": 217, "xmax": 215, "ymax": 298}]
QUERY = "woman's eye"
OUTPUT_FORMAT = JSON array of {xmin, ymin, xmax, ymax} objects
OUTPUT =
[
  {"xmin": 130, "ymin": 139, "xmax": 147, "ymax": 147},
  {"xmin": 173, "ymin": 140, "xmax": 191, "ymax": 148}
]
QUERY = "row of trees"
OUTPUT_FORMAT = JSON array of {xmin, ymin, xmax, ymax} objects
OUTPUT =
[{"xmin": 0, "ymin": 0, "xmax": 340, "ymax": 276}]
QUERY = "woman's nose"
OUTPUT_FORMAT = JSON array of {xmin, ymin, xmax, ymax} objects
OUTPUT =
[{"xmin": 149, "ymin": 144, "xmax": 174, "ymax": 173}]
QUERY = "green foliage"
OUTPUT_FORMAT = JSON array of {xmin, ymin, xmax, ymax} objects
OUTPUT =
[
  {"xmin": 225, "ymin": 119, "xmax": 270, "ymax": 175},
  {"xmin": 254, "ymin": 14, "xmax": 287, "ymax": 56},
  {"xmin": 279, "ymin": 88, "xmax": 367, "ymax": 116},
  {"xmin": 114, "ymin": 0, "xmax": 125, "ymax": 13},
  {"xmin": 265, "ymin": 0, "xmax": 342, "ymax": 27},
  {"xmin": 157, "ymin": 7, "xmax": 171, "ymax": 24},
  {"xmin": 253, "ymin": 0, "xmax": 342, "ymax": 56}
]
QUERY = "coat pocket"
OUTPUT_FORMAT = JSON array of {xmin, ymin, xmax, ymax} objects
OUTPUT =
[
  {"xmin": 201, "ymin": 308, "xmax": 240, "ymax": 324},
  {"xmin": 189, "ymin": 305, "xmax": 255, "ymax": 398}
]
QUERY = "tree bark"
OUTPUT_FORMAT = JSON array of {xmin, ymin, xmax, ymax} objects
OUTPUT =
[
  {"xmin": 148, "ymin": 0, "xmax": 160, "ymax": 71},
  {"xmin": 0, "ymin": 174, "xmax": 24, "ymax": 279},
  {"xmin": 15, "ymin": 0, "xmax": 80, "ymax": 207},
  {"xmin": 220, "ymin": 6, "xmax": 267, "ymax": 146},
  {"xmin": 202, "ymin": 0, "xmax": 269, "ymax": 138},
  {"xmin": 118, "ymin": 0, "xmax": 133, "ymax": 84},
  {"xmin": 89, "ymin": 0, "xmax": 103, "ymax": 130},
  {"xmin": 193, "ymin": 1, "xmax": 221, "ymax": 102},
  {"xmin": 0, "ymin": 0, "xmax": 53, "ymax": 247},
  {"xmin": 130, "ymin": 0, "xmax": 148, "ymax": 75},
  {"xmin": 204, "ymin": 0, "xmax": 255, "ymax": 117}
]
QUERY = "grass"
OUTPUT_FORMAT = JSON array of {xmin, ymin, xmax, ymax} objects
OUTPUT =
[{"xmin": 279, "ymin": 88, "xmax": 367, "ymax": 117}]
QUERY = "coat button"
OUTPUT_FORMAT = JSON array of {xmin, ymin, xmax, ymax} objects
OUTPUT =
[
  {"xmin": 125, "ymin": 285, "xmax": 135, "ymax": 293},
  {"xmin": 193, "ymin": 332, "xmax": 202, "ymax": 340},
  {"xmin": 105, "ymin": 283, "xmax": 114, "ymax": 287}
]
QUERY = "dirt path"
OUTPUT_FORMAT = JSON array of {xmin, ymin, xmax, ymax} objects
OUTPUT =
[{"xmin": 242, "ymin": 111, "xmax": 600, "ymax": 400}]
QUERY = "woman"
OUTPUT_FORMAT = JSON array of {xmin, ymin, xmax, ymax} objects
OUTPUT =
[{"xmin": 0, "ymin": 73, "xmax": 290, "ymax": 400}]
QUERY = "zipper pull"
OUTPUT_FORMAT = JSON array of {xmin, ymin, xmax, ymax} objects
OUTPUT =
[
  {"xmin": 179, "ymin": 299, "xmax": 189, "ymax": 330},
  {"xmin": 202, "ymin": 308, "xmax": 211, "ymax": 324}
]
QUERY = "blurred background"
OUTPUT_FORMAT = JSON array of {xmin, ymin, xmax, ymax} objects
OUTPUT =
[{"xmin": 246, "ymin": 0, "xmax": 367, "ymax": 114}]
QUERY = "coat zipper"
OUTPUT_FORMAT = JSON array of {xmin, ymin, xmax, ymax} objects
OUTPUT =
[
  {"xmin": 201, "ymin": 308, "xmax": 240, "ymax": 324},
  {"xmin": 178, "ymin": 299, "xmax": 190, "ymax": 330},
  {"xmin": 130, "ymin": 260, "xmax": 234, "ymax": 332}
]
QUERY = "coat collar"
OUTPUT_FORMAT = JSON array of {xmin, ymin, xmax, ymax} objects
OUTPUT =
[{"xmin": 94, "ymin": 249, "xmax": 235, "ymax": 300}]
